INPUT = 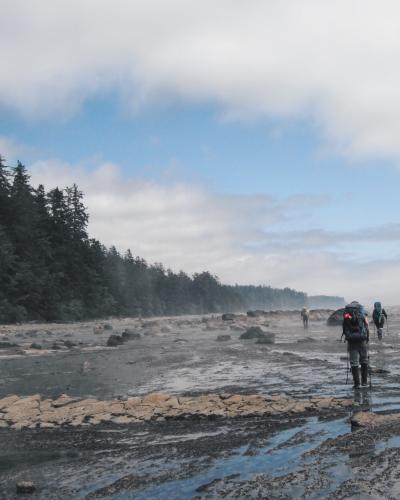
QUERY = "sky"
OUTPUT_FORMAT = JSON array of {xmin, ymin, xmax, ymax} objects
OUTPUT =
[{"xmin": 1, "ymin": 0, "xmax": 400, "ymax": 304}]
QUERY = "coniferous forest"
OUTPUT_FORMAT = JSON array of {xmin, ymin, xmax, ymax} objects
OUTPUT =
[{"xmin": 0, "ymin": 156, "xmax": 334, "ymax": 323}]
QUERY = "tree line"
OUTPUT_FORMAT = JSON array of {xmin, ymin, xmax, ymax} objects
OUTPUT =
[{"xmin": 0, "ymin": 156, "xmax": 338, "ymax": 323}]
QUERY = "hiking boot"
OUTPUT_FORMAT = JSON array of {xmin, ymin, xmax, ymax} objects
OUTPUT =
[
  {"xmin": 361, "ymin": 364, "xmax": 369, "ymax": 387},
  {"xmin": 351, "ymin": 366, "xmax": 360, "ymax": 389}
]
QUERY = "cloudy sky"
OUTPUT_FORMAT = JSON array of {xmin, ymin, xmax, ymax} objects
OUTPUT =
[{"xmin": 1, "ymin": 0, "xmax": 400, "ymax": 304}]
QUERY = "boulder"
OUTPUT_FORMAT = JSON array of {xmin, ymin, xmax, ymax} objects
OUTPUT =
[
  {"xmin": 16, "ymin": 481, "xmax": 36, "ymax": 494},
  {"xmin": 106, "ymin": 335, "xmax": 124, "ymax": 347},
  {"xmin": 216, "ymin": 335, "xmax": 231, "ymax": 342},
  {"xmin": 103, "ymin": 323, "xmax": 113, "ymax": 331},
  {"xmin": 0, "ymin": 341, "xmax": 19, "ymax": 349},
  {"xmin": 29, "ymin": 343, "xmax": 42, "ymax": 350},
  {"xmin": 63, "ymin": 340, "xmax": 76, "ymax": 349},
  {"xmin": 327, "ymin": 308, "xmax": 345, "ymax": 326},
  {"xmin": 222, "ymin": 313, "xmax": 235, "ymax": 321},
  {"xmin": 241, "ymin": 326, "xmax": 271, "ymax": 340}
]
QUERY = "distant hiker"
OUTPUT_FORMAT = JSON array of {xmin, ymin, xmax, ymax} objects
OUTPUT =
[
  {"xmin": 342, "ymin": 301, "xmax": 369, "ymax": 389},
  {"xmin": 301, "ymin": 307, "xmax": 310, "ymax": 329},
  {"xmin": 372, "ymin": 301, "xmax": 388, "ymax": 340}
]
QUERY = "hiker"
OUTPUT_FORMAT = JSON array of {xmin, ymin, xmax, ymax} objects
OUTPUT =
[
  {"xmin": 301, "ymin": 307, "xmax": 310, "ymax": 329},
  {"xmin": 342, "ymin": 301, "xmax": 369, "ymax": 389},
  {"xmin": 372, "ymin": 301, "xmax": 388, "ymax": 340}
]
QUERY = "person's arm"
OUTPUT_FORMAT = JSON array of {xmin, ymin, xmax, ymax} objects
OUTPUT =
[{"xmin": 383, "ymin": 309, "xmax": 388, "ymax": 319}]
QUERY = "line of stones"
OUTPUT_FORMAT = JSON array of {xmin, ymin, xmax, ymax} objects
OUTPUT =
[{"xmin": 0, "ymin": 393, "xmax": 354, "ymax": 430}]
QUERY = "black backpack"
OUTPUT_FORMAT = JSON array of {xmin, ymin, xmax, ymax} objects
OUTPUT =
[
  {"xmin": 372, "ymin": 302, "xmax": 384, "ymax": 324},
  {"xmin": 342, "ymin": 304, "xmax": 368, "ymax": 342}
]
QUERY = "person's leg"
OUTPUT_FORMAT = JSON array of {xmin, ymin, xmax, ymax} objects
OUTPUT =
[
  {"xmin": 360, "ymin": 342, "xmax": 369, "ymax": 387},
  {"xmin": 349, "ymin": 343, "xmax": 360, "ymax": 388}
]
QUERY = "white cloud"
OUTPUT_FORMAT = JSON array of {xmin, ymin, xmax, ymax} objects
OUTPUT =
[
  {"xmin": 2, "ymin": 1, "xmax": 400, "ymax": 160},
  {"xmin": 28, "ymin": 159, "xmax": 400, "ymax": 305}
]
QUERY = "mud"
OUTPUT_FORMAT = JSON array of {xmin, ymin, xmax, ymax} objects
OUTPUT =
[{"xmin": 1, "ymin": 308, "xmax": 400, "ymax": 498}]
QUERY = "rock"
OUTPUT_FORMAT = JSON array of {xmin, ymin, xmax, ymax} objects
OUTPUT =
[
  {"xmin": 222, "ymin": 313, "xmax": 235, "ymax": 321},
  {"xmin": 103, "ymin": 323, "xmax": 113, "ymax": 331},
  {"xmin": 351, "ymin": 411, "xmax": 400, "ymax": 428},
  {"xmin": 297, "ymin": 337, "xmax": 317, "ymax": 343},
  {"xmin": 247, "ymin": 310, "xmax": 266, "ymax": 318},
  {"xmin": 29, "ymin": 343, "xmax": 42, "ymax": 350},
  {"xmin": 63, "ymin": 340, "xmax": 76, "ymax": 349},
  {"xmin": 122, "ymin": 330, "xmax": 141, "ymax": 341},
  {"xmin": 106, "ymin": 335, "xmax": 124, "ymax": 347},
  {"xmin": 370, "ymin": 367, "xmax": 390, "ymax": 374},
  {"xmin": 241, "ymin": 326, "xmax": 274, "ymax": 340},
  {"xmin": 174, "ymin": 338, "xmax": 188, "ymax": 343},
  {"xmin": 327, "ymin": 308, "xmax": 345, "ymax": 326},
  {"xmin": 216, "ymin": 335, "xmax": 231, "ymax": 341},
  {"xmin": 0, "ymin": 341, "xmax": 19, "ymax": 349},
  {"xmin": 51, "ymin": 343, "xmax": 63, "ymax": 350},
  {"xmin": 16, "ymin": 481, "xmax": 36, "ymax": 494}
]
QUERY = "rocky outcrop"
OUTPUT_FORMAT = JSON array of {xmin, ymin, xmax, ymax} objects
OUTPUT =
[
  {"xmin": 106, "ymin": 335, "xmax": 124, "ymax": 347},
  {"xmin": 351, "ymin": 411, "xmax": 400, "ymax": 428},
  {"xmin": 0, "ymin": 393, "xmax": 354, "ymax": 430}
]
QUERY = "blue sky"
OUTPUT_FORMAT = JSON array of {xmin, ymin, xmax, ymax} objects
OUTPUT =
[{"xmin": 2, "ymin": 1, "xmax": 400, "ymax": 303}]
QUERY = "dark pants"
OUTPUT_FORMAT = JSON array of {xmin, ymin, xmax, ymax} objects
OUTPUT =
[{"xmin": 348, "ymin": 340, "xmax": 368, "ymax": 368}]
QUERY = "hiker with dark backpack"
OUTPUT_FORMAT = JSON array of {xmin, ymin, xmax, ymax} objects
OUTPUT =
[
  {"xmin": 372, "ymin": 301, "xmax": 388, "ymax": 340},
  {"xmin": 342, "ymin": 301, "xmax": 370, "ymax": 389}
]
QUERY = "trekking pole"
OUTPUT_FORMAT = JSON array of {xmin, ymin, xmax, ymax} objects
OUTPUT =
[
  {"xmin": 346, "ymin": 350, "xmax": 349, "ymax": 385},
  {"xmin": 368, "ymin": 347, "xmax": 372, "ymax": 390}
]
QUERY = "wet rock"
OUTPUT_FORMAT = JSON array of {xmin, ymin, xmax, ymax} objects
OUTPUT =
[
  {"xmin": 63, "ymin": 340, "xmax": 76, "ymax": 349},
  {"xmin": 351, "ymin": 411, "xmax": 400, "ymax": 428},
  {"xmin": 16, "ymin": 481, "xmax": 36, "ymax": 494},
  {"xmin": 216, "ymin": 335, "xmax": 231, "ymax": 341},
  {"xmin": 29, "ymin": 343, "xmax": 42, "ymax": 350},
  {"xmin": 247, "ymin": 310, "xmax": 266, "ymax": 318},
  {"xmin": 174, "ymin": 338, "xmax": 188, "ymax": 343},
  {"xmin": 103, "ymin": 323, "xmax": 113, "ymax": 331},
  {"xmin": 297, "ymin": 337, "xmax": 317, "ymax": 343},
  {"xmin": 327, "ymin": 308, "xmax": 345, "ymax": 326},
  {"xmin": 222, "ymin": 313, "xmax": 235, "ymax": 321},
  {"xmin": 122, "ymin": 330, "xmax": 141, "ymax": 341},
  {"xmin": 0, "ymin": 341, "xmax": 19, "ymax": 349},
  {"xmin": 241, "ymin": 327, "xmax": 275, "ymax": 342},
  {"xmin": 106, "ymin": 335, "xmax": 124, "ymax": 347},
  {"xmin": 370, "ymin": 367, "xmax": 390, "ymax": 374},
  {"xmin": 51, "ymin": 342, "xmax": 63, "ymax": 350}
]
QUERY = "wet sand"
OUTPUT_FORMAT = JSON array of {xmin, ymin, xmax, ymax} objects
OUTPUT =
[{"xmin": 1, "ymin": 309, "xmax": 400, "ymax": 498}]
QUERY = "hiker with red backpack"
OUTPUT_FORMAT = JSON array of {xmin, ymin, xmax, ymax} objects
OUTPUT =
[
  {"xmin": 342, "ymin": 301, "xmax": 370, "ymax": 389},
  {"xmin": 372, "ymin": 302, "xmax": 388, "ymax": 340}
]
